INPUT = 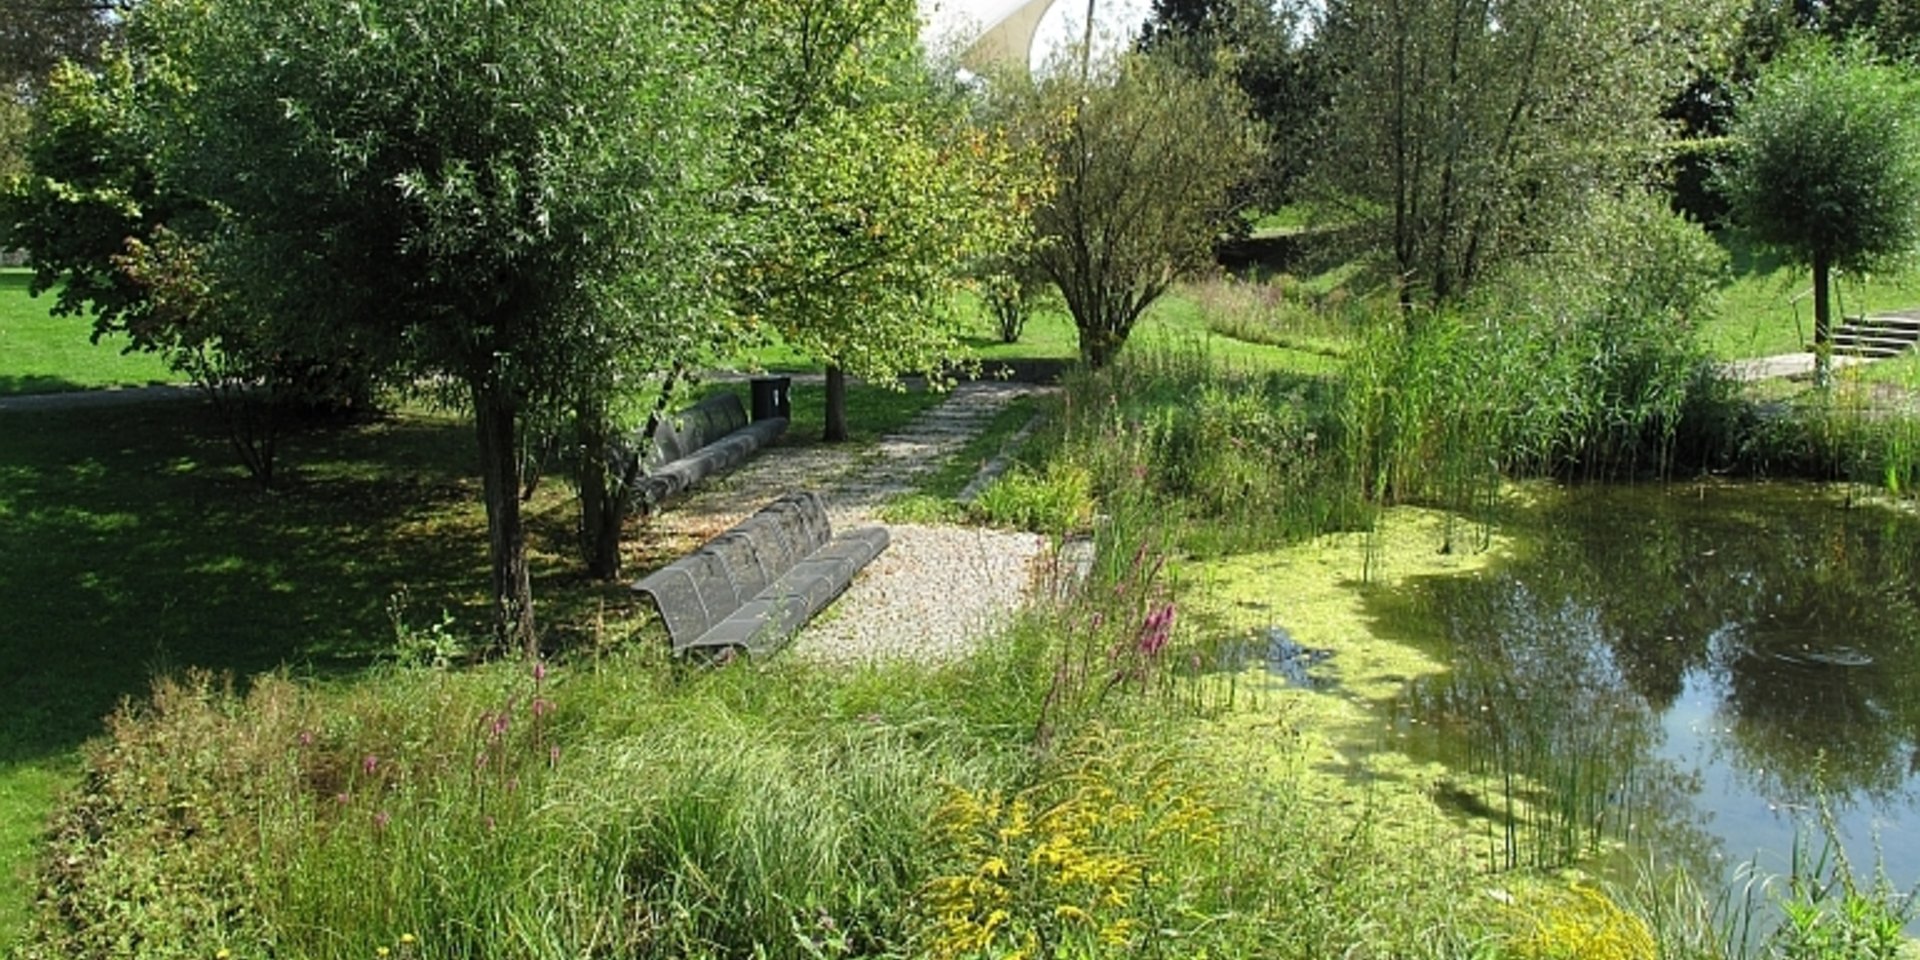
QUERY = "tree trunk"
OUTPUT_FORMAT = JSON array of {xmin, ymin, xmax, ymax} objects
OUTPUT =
[
  {"xmin": 1079, "ymin": 324, "xmax": 1121, "ymax": 370},
  {"xmin": 1813, "ymin": 248, "xmax": 1833, "ymax": 388},
  {"xmin": 574, "ymin": 404, "xmax": 627, "ymax": 581},
  {"xmin": 824, "ymin": 364, "xmax": 849, "ymax": 443},
  {"xmin": 474, "ymin": 384, "xmax": 538, "ymax": 657}
]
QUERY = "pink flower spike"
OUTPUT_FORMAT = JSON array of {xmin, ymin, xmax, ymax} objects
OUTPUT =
[
  {"xmin": 362, "ymin": 754, "xmax": 379, "ymax": 775},
  {"xmin": 549, "ymin": 745, "xmax": 561, "ymax": 767},
  {"xmin": 373, "ymin": 810, "xmax": 391, "ymax": 830},
  {"xmin": 531, "ymin": 698, "xmax": 554, "ymax": 718},
  {"xmin": 532, "ymin": 660, "xmax": 548, "ymax": 683},
  {"xmin": 335, "ymin": 792, "xmax": 350, "ymax": 805}
]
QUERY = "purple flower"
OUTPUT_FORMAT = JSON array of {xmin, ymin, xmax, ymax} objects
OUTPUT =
[
  {"xmin": 530, "ymin": 698, "xmax": 554, "ymax": 718},
  {"xmin": 362, "ymin": 754, "xmax": 379, "ymax": 776},
  {"xmin": 1137, "ymin": 603, "xmax": 1176, "ymax": 657},
  {"xmin": 532, "ymin": 660, "xmax": 548, "ymax": 684}
]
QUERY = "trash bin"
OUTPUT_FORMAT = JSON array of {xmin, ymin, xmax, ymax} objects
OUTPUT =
[{"xmin": 750, "ymin": 376, "xmax": 791, "ymax": 422}]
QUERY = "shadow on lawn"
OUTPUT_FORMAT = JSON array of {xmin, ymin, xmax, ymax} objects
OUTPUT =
[
  {"xmin": 0, "ymin": 400, "xmax": 495, "ymax": 767},
  {"xmin": 0, "ymin": 376, "xmax": 97, "ymax": 397}
]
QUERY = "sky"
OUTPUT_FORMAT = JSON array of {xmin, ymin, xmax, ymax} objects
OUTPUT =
[{"xmin": 918, "ymin": 0, "xmax": 1155, "ymax": 72}]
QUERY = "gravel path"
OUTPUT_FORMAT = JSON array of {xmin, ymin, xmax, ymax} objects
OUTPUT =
[{"xmin": 646, "ymin": 380, "xmax": 1060, "ymax": 664}]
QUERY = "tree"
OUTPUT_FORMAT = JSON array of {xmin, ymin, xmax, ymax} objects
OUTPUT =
[
  {"xmin": 136, "ymin": 0, "xmax": 741, "ymax": 653},
  {"xmin": 1, "ymin": 0, "xmax": 116, "ymax": 94},
  {"xmin": 1141, "ymin": 0, "xmax": 1325, "ymax": 206},
  {"xmin": 701, "ymin": 0, "xmax": 1037, "ymax": 442},
  {"xmin": 1, "ymin": 0, "xmax": 118, "ymax": 181},
  {"xmin": 1717, "ymin": 40, "xmax": 1920, "ymax": 383},
  {"xmin": 3, "ymin": 53, "xmax": 384, "ymax": 488},
  {"xmin": 992, "ymin": 50, "xmax": 1261, "ymax": 369},
  {"xmin": 1311, "ymin": 0, "xmax": 1737, "ymax": 310}
]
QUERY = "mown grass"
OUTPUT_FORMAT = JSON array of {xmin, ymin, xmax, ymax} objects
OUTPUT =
[
  {"xmin": 0, "ymin": 269, "xmax": 176, "ymax": 395},
  {"xmin": 1698, "ymin": 233, "xmax": 1920, "ymax": 360}
]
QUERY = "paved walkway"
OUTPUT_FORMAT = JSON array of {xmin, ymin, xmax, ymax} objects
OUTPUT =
[
  {"xmin": 643, "ymin": 379, "xmax": 1062, "ymax": 665},
  {"xmin": 652, "ymin": 379, "xmax": 1057, "ymax": 532},
  {"xmin": 1722, "ymin": 353, "xmax": 1872, "ymax": 382},
  {"xmin": 0, "ymin": 383, "xmax": 199, "ymax": 413}
]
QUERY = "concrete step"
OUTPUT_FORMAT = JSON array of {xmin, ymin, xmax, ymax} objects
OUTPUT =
[{"xmin": 1832, "ymin": 313, "xmax": 1920, "ymax": 359}]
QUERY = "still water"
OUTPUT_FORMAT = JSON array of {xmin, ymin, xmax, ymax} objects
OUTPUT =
[{"xmin": 1368, "ymin": 483, "xmax": 1920, "ymax": 900}]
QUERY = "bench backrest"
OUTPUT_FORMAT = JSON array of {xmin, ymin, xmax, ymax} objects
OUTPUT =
[
  {"xmin": 645, "ymin": 391, "xmax": 750, "ymax": 468},
  {"xmin": 633, "ymin": 491, "xmax": 832, "ymax": 644}
]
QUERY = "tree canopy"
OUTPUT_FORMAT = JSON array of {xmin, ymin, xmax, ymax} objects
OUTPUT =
[
  {"xmin": 704, "ymin": 0, "xmax": 1038, "ymax": 441},
  {"xmin": 1717, "ymin": 39, "xmax": 1920, "ymax": 380},
  {"xmin": 1311, "ymin": 0, "xmax": 1738, "ymax": 308},
  {"xmin": 991, "ymin": 49, "xmax": 1262, "ymax": 369},
  {"xmin": 129, "ymin": 0, "xmax": 745, "ymax": 651}
]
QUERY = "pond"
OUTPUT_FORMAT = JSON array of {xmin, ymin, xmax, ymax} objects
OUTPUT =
[{"xmin": 1363, "ymin": 483, "xmax": 1920, "ymax": 916}]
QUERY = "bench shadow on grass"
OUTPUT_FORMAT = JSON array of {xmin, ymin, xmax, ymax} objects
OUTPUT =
[{"xmin": 0, "ymin": 398, "xmax": 507, "ymax": 768}]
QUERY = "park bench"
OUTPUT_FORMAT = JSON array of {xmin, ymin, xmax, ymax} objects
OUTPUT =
[
  {"xmin": 631, "ymin": 389, "xmax": 787, "ymax": 513},
  {"xmin": 632, "ymin": 490, "xmax": 889, "ymax": 658}
]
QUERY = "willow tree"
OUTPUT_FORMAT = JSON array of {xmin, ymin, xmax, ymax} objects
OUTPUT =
[
  {"xmin": 140, "ymin": 0, "xmax": 740, "ymax": 653},
  {"xmin": 702, "ymin": 0, "xmax": 1038, "ymax": 441},
  {"xmin": 1717, "ymin": 40, "xmax": 1920, "ymax": 384},
  {"xmin": 989, "ymin": 50, "xmax": 1262, "ymax": 369},
  {"xmin": 1313, "ymin": 0, "xmax": 1738, "ymax": 310}
]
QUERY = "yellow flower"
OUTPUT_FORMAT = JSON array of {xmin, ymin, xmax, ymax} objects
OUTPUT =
[
  {"xmin": 399, "ymin": 934, "xmax": 416, "ymax": 946},
  {"xmin": 376, "ymin": 949, "xmax": 390, "ymax": 959},
  {"xmin": 215, "ymin": 951, "xmax": 232, "ymax": 960}
]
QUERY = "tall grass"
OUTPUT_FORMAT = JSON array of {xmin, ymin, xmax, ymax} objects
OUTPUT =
[{"xmin": 1036, "ymin": 343, "xmax": 1368, "ymax": 556}]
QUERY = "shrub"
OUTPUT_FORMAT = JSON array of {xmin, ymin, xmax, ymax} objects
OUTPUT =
[{"xmin": 971, "ymin": 461, "xmax": 1095, "ymax": 536}]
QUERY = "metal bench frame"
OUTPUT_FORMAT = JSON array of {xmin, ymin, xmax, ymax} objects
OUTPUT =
[
  {"xmin": 632, "ymin": 491, "xmax": 888, "ymax": 658},
  {"xmin": 631, "ymin": 391, "xmax": 787, "ymax": 512}
]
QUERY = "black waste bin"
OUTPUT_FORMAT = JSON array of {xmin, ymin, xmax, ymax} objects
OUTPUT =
[{"xmin": 750, "ymin": 376, "xmax": 792, "ymax": 422}]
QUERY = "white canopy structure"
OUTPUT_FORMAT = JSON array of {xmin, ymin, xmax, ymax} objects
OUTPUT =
[{"xmin": 918, "ymin": 0, "xmax": 1151, "ymax": 72}]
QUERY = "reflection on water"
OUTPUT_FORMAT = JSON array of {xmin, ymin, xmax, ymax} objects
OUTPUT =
[
  {"xmin": 1370, "ymin": 483, "xmax": 1920, "ymax": 899},
  {"xmin": 1212, "ymin": 626, "xmax": 1335, "ymax": 687}
]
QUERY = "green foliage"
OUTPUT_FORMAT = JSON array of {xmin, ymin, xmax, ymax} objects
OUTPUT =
[
  {"xmin": 1341, "ymin": 194, "xmax": 1731, "ymax": 509},
  {"xmin": 1141, "ymin": 0, "xmax": 1326, "ymax": 206},
  {"xmin": 1050, "ymin": 345, "xmax": 1359, "ymax": 553},
  {"xmin": 989, "ymin": 50, "xmax": 1264, "ymax": 368},
  {"xmin": 1, "ymin": 55, "xmax": 169, "ymax": 336},
  {"xmin": 1716, "ymin": 38, "xmax": 1920, "ymax": 369},
  {"xmin": 709, "ymin": 0, "xmax": 1040, "ymax": 388},
  {"xmin": 1313, "ymin": 0, "xmax": 1738, "ymax": 304},
  {"xmin": 0, "ymin": 97, "xmax": 26, "ymax": 184},
  {"xmin": 129, "ymin": 0, "xmax": 745, "ymax": 645},
  {"xmin": 971, "ymin": 461, "xmax": 1094, "ymax": 536},
  {"xmin": 1187, "ymin": 273, "xmax": 1363, "ymax": 357}
]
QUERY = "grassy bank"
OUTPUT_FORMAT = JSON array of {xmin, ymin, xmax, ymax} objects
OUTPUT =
[{"xmin": 0, "ymin": 269, "xmax": 175, "ymax": 395}]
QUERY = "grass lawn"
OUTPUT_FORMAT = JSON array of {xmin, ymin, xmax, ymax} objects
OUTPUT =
[
  {"xmin": 0, "ymin": 269, "xmax": 177, "ymax": 396},
  {"xmin": 1700, "ymin": 233, "xmax": 1920, "ymax": 360}
]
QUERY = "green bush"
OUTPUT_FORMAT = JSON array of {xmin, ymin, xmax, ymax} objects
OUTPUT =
[
  {"xmin": 1338, "ymin": 192, "xmax": 1731, "ymax": 512},
  {"xmin": 971, "ymin": 461, "xmax": 1094, "ymax": 536}
]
